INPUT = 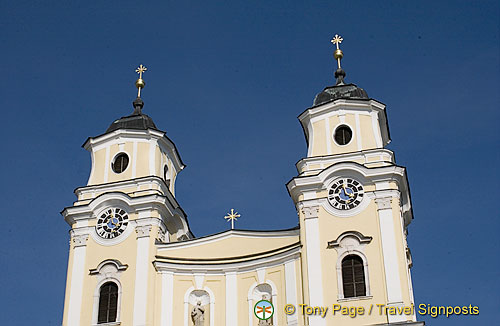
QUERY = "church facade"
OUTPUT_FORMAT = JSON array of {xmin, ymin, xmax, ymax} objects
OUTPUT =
[{"xmin": 61, "ymin": 39, "xmax": 424, "ymax": 326}]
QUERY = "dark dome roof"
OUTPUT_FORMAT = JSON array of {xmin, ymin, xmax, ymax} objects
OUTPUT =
[
  {"xmin": 106, "ymin": 113, "xmax": 158, "ymax": 133},
  {"xmin": 105, "ymin": 98, "xmax": 158, "ymax": 133},
  {"xmin": 312, "ymin": 68, "xmax": 369, "ymax": 107},
  {"xmin": 313, "ymin": 83, "xmax": 369, "ymax": 106}
]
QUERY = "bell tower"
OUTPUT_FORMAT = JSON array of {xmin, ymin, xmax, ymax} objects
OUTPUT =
[
  {"xmin": 287, "ymin": 36, "xmax": 422, "ymax": 326},
  {"xmin": 61, "ymin": 65, "xmax": 192, "ymax": 326}
]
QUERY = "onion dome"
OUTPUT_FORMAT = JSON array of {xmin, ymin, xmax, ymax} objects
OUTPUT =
[
  {"xmin": 106, "ymin": 98, "xmax": 158, "ymax": 133},
  {"xmin": 312, "ymin": 35, "xmax": 369, "ymax": 107}
]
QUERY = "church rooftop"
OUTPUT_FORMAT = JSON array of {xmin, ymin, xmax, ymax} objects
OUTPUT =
[
  {"xmin": 313, "ymin": 34, "xmax": 369, "ymax": 106},
  {"xmin": 106, "ymin": 98, "xmax": 159, "ymax": 133},
  {"xmin": 313, "ymin": 82, "xmax": 369, "ymax": 106}
]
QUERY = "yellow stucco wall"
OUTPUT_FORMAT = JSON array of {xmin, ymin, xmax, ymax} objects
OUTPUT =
[
  {"xmin": 308, "ymin": 110, "xmax": 384, "ymax": 159},
  {"xmin": 87, "ymin": 138, "xmax": 178, "ymax": 195}
]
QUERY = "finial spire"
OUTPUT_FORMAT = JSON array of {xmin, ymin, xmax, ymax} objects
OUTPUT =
[
  {"xmin": 331, "ymin": 34, "xmax": 343, "ymax": 69},
  {"xmin": 224, "ymin": 208, "xmax": 240, "ymax": 230},
  {"xmin": 132, "ymin": 64, "xmax": 147, "ymax": 115},
  {"xmin": 330, "ymin": 34, "xmax": 346, "ymax": 85},
  {"xmin": 135, "ymin": 64, "xmax": 147, "ymax": 98}
]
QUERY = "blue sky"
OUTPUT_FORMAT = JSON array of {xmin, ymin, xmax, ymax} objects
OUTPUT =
[{"xmin": 0, "ymin": 0, "xmax": 498, "ymax": 324}]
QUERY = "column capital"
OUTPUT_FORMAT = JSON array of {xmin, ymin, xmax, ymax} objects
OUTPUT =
[
  {"xmin": 375, "ymin": 197, "xmax": 392, "ymax": 210},
  {"xmin": 135, "ymin": 225, "xmax": 152, "ymax": 238},
  {"xmin": 301, "ymin": 205, "xmax": 320, "ymax": 219},
  {"xmin": 72, "ymin": 234, "xmax": 89, "ymax": 248}
]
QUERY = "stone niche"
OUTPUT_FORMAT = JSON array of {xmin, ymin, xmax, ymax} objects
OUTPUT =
[{"xmin": 188, "ymin": 290, "xmax": 210, "ymax": 326}]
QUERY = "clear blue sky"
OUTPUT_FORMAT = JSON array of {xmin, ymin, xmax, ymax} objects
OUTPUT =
[{"xmin": 1, "ymin": 1, "xmax": 498, "ymax": 324}]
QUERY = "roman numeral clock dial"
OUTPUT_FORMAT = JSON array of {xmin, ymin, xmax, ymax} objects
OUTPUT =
[
  {"xmin": 96, "ymin": 208, "xmax": 129, "ymax": 239},
  {"xmin": 328, "ymin": 178, "xmax": 364, "ymax": 210}
]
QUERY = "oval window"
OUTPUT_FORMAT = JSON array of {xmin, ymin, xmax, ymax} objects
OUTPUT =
[
  {"xmin": 334, "ymin": 125, "xmax": 353, "ymax": 145},
  {"xmin": 112, "ymin": 153, "xmax": 129, "ymax": 173}
]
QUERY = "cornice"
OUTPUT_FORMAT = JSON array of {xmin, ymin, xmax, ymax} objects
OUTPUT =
[
  {"xmin": 75, "ymin": 176, "xmax": 169, "ymax": 198},
  {"xmin": 296, "ymin": 148, "xmax": 395, "ymax": 174},
  {"xmin": 287, "ymin": 162, "xmax": 413, "ymax": 220},
  {"xmin": 153, "ymin": 244, "xmax": 301, "ymax": 274},
  {"xmin": 61, "ymin": 192, "xmax": 190, "ymax": 237},
  {"xmin": 156, "ymin": 228, "xmax": 300, "ymax": 250},
  {"xmin": 287, "ymin": 162, "xmax": 406, "ymax": 196},
  {"xmin": 83, "ymin": 128, "xmax": 164, "ymax": 150},
  {"xmin": 298, "ymin": 99, "xmax": 386, "ymax": 123}
]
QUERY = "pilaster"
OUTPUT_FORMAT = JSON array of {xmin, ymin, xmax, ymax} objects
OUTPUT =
[
  {"xmin": 133, "ymin": 224, "xmax": 152, "ymax": 326},
  {"xmin": 301, "ymin": 205, "xmax": 326, "ymax": 326},
  {"xmin": 375, "ymin": 197, "xmax": 405, "ymax": 323},
  {"xmin": 67, "ymin": 233, "xmax": 89, "ymax": 326}
]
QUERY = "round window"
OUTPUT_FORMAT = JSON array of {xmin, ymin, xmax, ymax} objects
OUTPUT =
[
  {"xmin": 334, "ymin": 125, "xmax": 353, "ymax": 145},
  {"xmin": 112, "ymin": 153, "xmax": 129, "ymax": 173}
]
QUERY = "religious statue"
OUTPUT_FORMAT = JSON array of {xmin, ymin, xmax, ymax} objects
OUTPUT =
[
  {"xmin": 258, "ymin": 295, "xmax": 272, "ymax": 325},
  {"xmin": 191, "ymin": 301, "xmax": 205, "ymax": 326}
]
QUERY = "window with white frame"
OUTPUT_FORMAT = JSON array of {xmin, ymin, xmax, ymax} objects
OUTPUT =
[
  {"xmin": 98, "ymin": 282, "xmax": 118, "ymax": 323},
  {"xmin": 89, "ymin": 259, "xmax": 127, "ymax": 325},
  {"xmin": 341, "ymin": 255, "xmax": 366, "ymax": 298},
  {"xmin": 327, "ymin": 231, "xmax": 372, "ymax": 299}
]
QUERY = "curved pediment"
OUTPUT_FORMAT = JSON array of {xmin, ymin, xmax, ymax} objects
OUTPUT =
[{"xmin": 155, "ymin": 228, "xmax": 300, "ymax": 265}]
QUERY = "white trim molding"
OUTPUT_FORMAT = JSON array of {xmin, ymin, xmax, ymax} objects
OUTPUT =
[{"xmin": 296, "ymin": 148, "xmax": 395, "ymax": 175}]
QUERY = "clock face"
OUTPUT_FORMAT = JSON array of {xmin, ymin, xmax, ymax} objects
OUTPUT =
[
  {"xmin": 96, "ymin": 208, "xmax": 129, "ymax": 239},
  {"xmin": 328, "ymin": 178, "xmax": 364, "ymax": 210}
]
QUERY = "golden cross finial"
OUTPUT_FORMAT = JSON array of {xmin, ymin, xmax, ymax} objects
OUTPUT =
[
  {"xmin": 135, "ymin": 64, "xmax": 147, "ymax": 98},
  {"xmin": 331, "ymin": 34, "xmax": 343, "ymax": 49},
  {"xmin": 224, "ymin": 208, "xmax": 240, "ymax": 230},
  {"xmin": 136, "ymin": 64, "xmax": 147, "ymax": 78},
  {"xmin": 330, "ymin": 34, "xmax": 344, "ymax": 69}
]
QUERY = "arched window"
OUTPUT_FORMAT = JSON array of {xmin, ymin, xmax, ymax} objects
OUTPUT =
[
  {"xmin": 341, "ymin": 255, "xmax": 366, "ymax": 298},
  {"xmin": 98, "ymin": 282, "xmax": 118, "ymax": 323}
]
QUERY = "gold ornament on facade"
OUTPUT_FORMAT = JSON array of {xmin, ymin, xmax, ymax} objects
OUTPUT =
[
  {"xmin": 135, "ymin": 64, "xmax": 147, "ymax": 98},
  {"xmin": 224, "ymin": 208, "xmax": 240, "ymax": 230}
]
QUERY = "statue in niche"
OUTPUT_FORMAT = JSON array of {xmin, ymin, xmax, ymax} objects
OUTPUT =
[
  {"xmin": 258, "ymin": 295, "xmax": 272, "ymax": 325},
  {"xmin": 191, "ymin": 301, "xmax": 205, "ymax": 326},
  {"xmin": 259, "ymin": 318, "xmax": 272, "ymax": 326}
]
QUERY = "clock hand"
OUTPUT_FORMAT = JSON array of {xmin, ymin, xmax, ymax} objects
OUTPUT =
[{"xmin": 342, "ymin": 183, "xmax": 355, "ymax": 198}]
